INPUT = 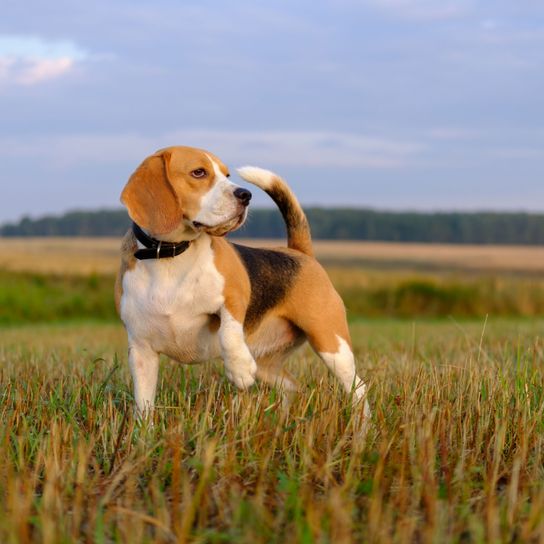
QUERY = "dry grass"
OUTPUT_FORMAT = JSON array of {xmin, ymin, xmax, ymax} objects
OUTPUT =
[
  {"xmin": 0, "ymin": 238, "xmax": 120, "ymax": 275},
  {"xmin": 301, "ymin": 241, "xmax": 544, "ymax": 274},
  {"xmin": 2, "ymin": 319, "xmax": 544, "ymax": 542},
  {"xmin": 2, "ymin": 237, "xmax": 544, "ymax": 275}
]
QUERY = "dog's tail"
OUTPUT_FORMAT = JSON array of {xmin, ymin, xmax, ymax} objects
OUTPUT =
[{"xmin": 237, "ymin": 166, "xmax": 313, "ymax": 257}]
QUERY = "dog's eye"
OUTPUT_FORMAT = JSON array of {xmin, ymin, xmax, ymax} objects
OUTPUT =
[{"xmin": 191, "ymin": 168, "xmax": 207, "ymax": 179}]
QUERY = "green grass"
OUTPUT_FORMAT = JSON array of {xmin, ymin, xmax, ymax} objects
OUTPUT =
[
  {"xmin": 1, "ymin": 319, "xmax": 544, "ymax": 542},
  {"xmin": 0, "ymin": 270, "xmax": 116, "ymax": 325},
  {"xmin": 338, "ymin": 272, "xmax": 544, "ymax": 319},
  {"xmin": 2, "ymin": 269, "xmax": 544, "ymax": 325}
]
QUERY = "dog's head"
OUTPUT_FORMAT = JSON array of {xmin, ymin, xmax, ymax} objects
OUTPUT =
[{"xmin": 121, "ymin": 146, "xmax": 251, "ymax": 240}]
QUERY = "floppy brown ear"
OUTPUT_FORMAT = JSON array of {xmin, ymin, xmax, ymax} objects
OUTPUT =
[{"xmin": 121, "ymin": 152, "xmax": 183, "ymax": 235}]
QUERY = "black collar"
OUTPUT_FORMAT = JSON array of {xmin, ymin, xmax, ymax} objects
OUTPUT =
[{"xmin": 132, "ymin": 223, "xmax": 191, "ymax": 260}]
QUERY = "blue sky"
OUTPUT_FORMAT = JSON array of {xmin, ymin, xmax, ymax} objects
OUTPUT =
[{"xmin": 1, "ymin": 0, "xmax": 543, "ymax": 222}]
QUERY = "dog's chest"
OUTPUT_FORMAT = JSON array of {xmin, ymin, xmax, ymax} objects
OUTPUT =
[{"xmin": 121, "ymin": 241, "xmax": 224, "ymax": 362}]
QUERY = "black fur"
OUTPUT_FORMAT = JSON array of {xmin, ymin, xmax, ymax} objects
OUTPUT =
[
  {"xmin": 266, "ymin": 185, "xmax": 298, "ymax": 227},
  {"xmin": 266, "ymin": 185, "xmax": 304, "ymax": 239},
  {"xmin": 232, "ymin": 244, "xmax": 301, "ymax": 329}
]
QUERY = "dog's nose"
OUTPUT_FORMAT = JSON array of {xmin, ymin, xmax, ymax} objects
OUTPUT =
[{"xmin": 234, "ymin": 188, "xmax": 252, "ymax": 206}]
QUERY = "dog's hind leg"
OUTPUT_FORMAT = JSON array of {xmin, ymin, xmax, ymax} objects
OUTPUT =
[
  {"xmin": 311, "ymin": 330, "xmax": 372, "ymax": 433},
  {"xmin": 313, "ymin": 334, "xmax": 367, "ymax": 403},
  {"xmin": 291, "ymin": 287, "xmax": 370, "ymax": 419}
]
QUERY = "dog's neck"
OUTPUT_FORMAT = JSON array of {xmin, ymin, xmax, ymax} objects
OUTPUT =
[{"xmin": 132, "ymin": 223, "xmax": 197, "ymax": 260}]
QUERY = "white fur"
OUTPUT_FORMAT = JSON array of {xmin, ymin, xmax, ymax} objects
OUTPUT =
[
  {"xmin": 320, "ymin": 336, "xmax": 371, "ymax": 433},
  {"xmin": 193, "ymin": 157, "xmax": 243, "ymax": 228},
  {"xmin": 127, "ymin": 342, "xmax": 159, "ymax": 415},
  {"xmin": 237, "ymin": 166, "xmax": 276, "ymax": 189},
  {"xmin": 121, "ymin": 233, "xmax": 261, "ymax": 415},
  {"xmin": 319, "ymin": 335, "xmax": 368, "ymax": 403},
  {"xmin": 218, "ymin": 308, "xmax": 257, "ymax": 389},
  {"xmin": 121, "ymin": 235, "xmax": 225, "ymax": 414}
]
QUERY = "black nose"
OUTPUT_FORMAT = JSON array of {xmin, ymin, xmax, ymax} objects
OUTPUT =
[{"xmin": 234, "ymin": 187, "xmax": 252, "ymax": 206}]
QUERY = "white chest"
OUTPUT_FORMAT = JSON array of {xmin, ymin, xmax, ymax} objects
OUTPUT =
[{"xmin": 120, "ymin": 238, "xmax": 225, "ymax": 362}]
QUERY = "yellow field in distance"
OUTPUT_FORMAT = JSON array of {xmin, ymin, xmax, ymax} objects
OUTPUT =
[{"xmin": 1, "ymin": 236, "xmax": 544, "ymax": 275}]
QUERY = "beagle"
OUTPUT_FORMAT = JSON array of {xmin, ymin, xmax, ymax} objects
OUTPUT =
[{"xmin": 115, "ymin": 146, "xmax": 369, "ymax": 419}]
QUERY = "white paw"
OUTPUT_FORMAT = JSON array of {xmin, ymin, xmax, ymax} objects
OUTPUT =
[{"xmin": 225, "ymin": 356, "xmax": 257, "ymax": 389}]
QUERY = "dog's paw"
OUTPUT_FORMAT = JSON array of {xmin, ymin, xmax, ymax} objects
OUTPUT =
[{"xmin": 224, "ymin": 356, "xmax": 257, "ymax": 389}]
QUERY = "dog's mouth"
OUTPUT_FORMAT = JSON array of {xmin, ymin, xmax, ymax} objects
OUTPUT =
[{"xmin": 192, "ymin": 209, "xmax": 247, "ymax": 237}]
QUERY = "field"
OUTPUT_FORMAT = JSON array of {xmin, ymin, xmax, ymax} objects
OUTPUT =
[
  {"xmin": 2, "ymin": 237, "xmax": 544, "ymax": 275},
  {"xmin": 1, "ymin": 237, "xmax": 544, "ymax": 542},
  {"xmin": 2, "ymin": 238, "xmax": 544, "ymax": 324}
]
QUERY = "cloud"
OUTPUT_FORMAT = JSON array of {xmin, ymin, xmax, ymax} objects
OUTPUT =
[
  {"xmin": 169, "ymin": 130, "xmax": 425, "ymax": 169},
  {"xmin": 0, "ymin": 35, "xmax": 86, "ymax": 86},
  {"xmin": 0, "ymin": 56, "xmax": 75, "ymax": 85},
  {"xmin": 0, "ymin": 129, "xmax": 426, "ymax": 170}
]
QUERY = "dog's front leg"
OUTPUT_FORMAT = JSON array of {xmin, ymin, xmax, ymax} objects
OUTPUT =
[
  {"xmin": 218, "ymin": 307, "xmax": 257, "ymax": 389},
  {"xmin": 128, "ymin": 342, "xmax": 160, "ymax": 416}
]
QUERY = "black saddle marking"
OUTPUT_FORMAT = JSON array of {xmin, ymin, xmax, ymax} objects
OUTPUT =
[{"xmin": 232, "ymin": 244, "xmax": 301, "ymax": 329}]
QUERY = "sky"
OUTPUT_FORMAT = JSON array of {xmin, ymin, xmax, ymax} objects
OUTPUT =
[{"xmin": 1, "ymin": 0, "xmax": 543, "ymax": 223}]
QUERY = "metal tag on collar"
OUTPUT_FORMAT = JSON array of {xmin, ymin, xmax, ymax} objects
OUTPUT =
[{"xmin": 156, "ymin": 241, "xmax": 162, "ymax": 259}]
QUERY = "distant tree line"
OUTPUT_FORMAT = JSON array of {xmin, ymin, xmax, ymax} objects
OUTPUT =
[
  {"xmin": 0, "ymin": 210, "xmax": 131, "ymax": 237},
  {"xmin": 1, "ymin": 208, "xmax": 544, "ymax": 245}
]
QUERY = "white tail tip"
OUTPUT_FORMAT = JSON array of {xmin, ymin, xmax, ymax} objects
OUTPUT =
[{"xmin": 237, "ymin": 166, "xmax": 276, "ymax": 189}]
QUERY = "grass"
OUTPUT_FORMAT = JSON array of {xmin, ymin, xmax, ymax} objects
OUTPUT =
[
  {"xmin": 2, "ymin": 268, "xmax": 544, "ymax": 325},
  {"xmin": 2, "ymin": 237, "xmax": 544, "ymax": 541},
  {"xmin": 0, "ymin": 270, "xmax": 116, "ymax": 325},
  {"xmin": 1, "ymin": 319, "xmax": 544, "ymax": 542},
  {"xmin": 339, "ymin": 274, "xmax": 544, "ymax": 318}
]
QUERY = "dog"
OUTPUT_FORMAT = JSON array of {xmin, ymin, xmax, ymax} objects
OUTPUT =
[{"xmin": 115, "ymin": 146, "xmax": 369, "ymax": 420}]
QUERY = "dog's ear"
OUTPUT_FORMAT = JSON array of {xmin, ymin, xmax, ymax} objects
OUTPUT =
[{"xmin": 121, "ymin": 151, "xmax": 183, "ymax": 235}]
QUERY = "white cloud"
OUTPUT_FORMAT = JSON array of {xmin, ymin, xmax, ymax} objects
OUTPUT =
[
  {"xmin": 0, "ymin": 35, "xmax": 86, "ymax": 86},
  {"xmin": 0, "ymin": 129, "xmax": 426, "ymax": 170},
  {"xmin": 1, "ymin": 57, "xmax": 75, "ymax": 85}
]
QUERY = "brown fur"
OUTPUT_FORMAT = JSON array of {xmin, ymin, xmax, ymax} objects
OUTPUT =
[
  {"xmin": 283, "ymin": 258, "xmax": 351, "ymax": 353},
  {"xmin": 212, "ymin": 238, "xmax": 351, "ymax": 362},
  {"xmin": 212, "ymin": 237, "xmax": 251, "ymax": 323},
  {"xmin": 121, "ymin": 154, "xmax": 183, "ymax": 235},
  {"xmin": 121, "ymin": 147, "xmax": 230, "ymax": 238},
  {"xmin": 114, "ymin": 229, "xmax": 137, "ymax": 315}
]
